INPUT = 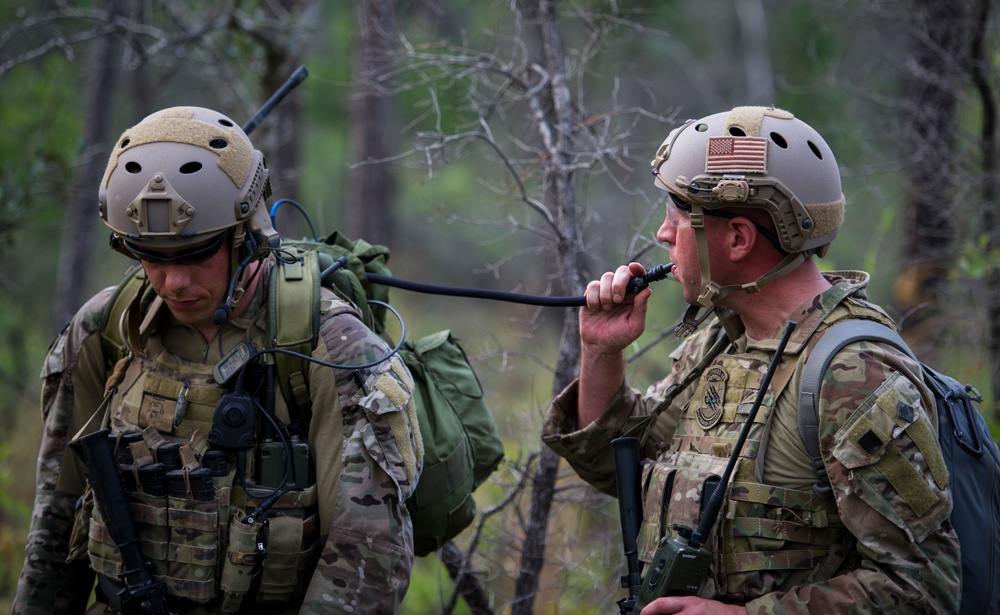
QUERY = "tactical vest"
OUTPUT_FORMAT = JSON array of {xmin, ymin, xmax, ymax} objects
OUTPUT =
[
  {"xmin": 77, "ymin": 282, "xmax": 325, "ymax": 613},
  {"xmin": 637, "ymin": 302, "xmax": 894, "ymax": 601}
]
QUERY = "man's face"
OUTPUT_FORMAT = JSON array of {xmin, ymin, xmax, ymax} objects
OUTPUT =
[
  {"xmin": 127, "ymin": 233, "xmax": 232, "ymax": 331},
  {"xmin": 655, "ymin": 192, "xmax": 702, "ymax": 304}
]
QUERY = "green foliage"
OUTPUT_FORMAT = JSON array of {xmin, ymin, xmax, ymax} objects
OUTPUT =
[
  {"xmin": 399, "ymin": 558, "xmax": 472, "ymax": 615},
  {"xmin": 0, "ymin": 56, "xmax": 81, "ymax": 248},
  {"xmin": 957, "ymin": 234, "xmax": 1000, "ymax": 279},
  {"xmin": 0, "ymin": 426, "xmax": 36, "ymax": 612}
]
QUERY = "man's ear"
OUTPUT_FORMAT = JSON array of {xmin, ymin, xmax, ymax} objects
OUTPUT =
[{"xmin": 726, "ymin": 216, "xmax": 758, "ymax": 262}]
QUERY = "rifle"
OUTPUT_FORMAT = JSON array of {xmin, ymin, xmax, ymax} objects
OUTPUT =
[
  {"xmin": 632, "ymin": 320, "xmax": 797, "ymax": 610},
  {"xmin": 613, "ymin": 437, "xmax": 644, "ymax": 614},
  {"xmin": 74, "ymin": 429, "xmax": 174, "ymax": 615}
]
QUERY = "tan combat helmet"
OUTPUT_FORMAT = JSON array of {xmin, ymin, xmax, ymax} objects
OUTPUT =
[
  {"xmin": 99, "ymin": 106, "xmax": 279, "ymax": 266},
  {"xmin": 650, "ymin": 105, "xmax": 845, "ymax": 312}
]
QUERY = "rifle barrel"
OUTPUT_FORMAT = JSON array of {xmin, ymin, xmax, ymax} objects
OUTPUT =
[{"xmin": 613, "ymin": 436, "xmax": 644, "ymax": 609}]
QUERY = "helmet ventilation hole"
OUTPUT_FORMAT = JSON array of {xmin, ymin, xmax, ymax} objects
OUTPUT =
[
  {"xmin": 209, "ymin": 138, "xmax": 228, "ymax": 149},
  {"xmin": 729, "ymin": 126, "xmax": 747, "ymax": 137},
  {"xmin": 696, "ymin": 123, "xmax": 709, "ymax": 132},
  {"xmin": 770, "ymin": 132, "xmax": 788, "ymax": 148},
  {"xmin": 180, "ymin": 161, "xmax": 203, "ymax": 174},
  {"xmin": 807, "ymin": 140, "xmax": 823, "ymax": 159},
  {"xmin": 218, "ymin": 119, "xmax": 234, "ymax": 128},
  {"xmin": 125, "ymin": 161, "xmax": 142, "ymax": 174}
]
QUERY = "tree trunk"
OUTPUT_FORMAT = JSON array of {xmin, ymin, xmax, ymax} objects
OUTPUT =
[
  {"xmin": 440, "ymin": 541, "xmax": 494, "ymax": 615},
  {"xmin": 345, "ymin": 0, "xmax": 397, "ymax": 245},
  {"xmin": 967, "ymin": 0, "xmax": 1000, "ymax": 420},
  {"xmin": 253, "ymin": 0, "xmax": 311, "ymax": 239},
  {"xmin": 734, "ymin": 0, "xmax": 774, "ymax": 105},
  {"xmin": 52, "ymin": 0, "xmax": 124, "ymax": 332},
  {"xmin": 511, "ymin": 0, "xmax": 586, "ymax": 613},
  {"xmin": 893, "ymin": 0, "xmax": 971, "ymax": 361}
]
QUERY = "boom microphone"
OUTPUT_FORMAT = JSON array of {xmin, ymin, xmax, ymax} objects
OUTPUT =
[{"xmin": 212, "ymin": 252, "xmax": 258, "ymax": 326}]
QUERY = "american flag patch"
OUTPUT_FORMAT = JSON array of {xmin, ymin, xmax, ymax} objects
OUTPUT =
[{"xmin": 705, "ymin": 136, "xmax": 768, "ymax": 174}]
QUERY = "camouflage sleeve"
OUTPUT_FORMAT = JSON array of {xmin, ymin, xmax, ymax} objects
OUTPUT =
[
  {"xmin": 541, "ymin": 321, "xmax": 722, "ymax": 496},
  {"xmin": 542, "ymin": 379, "xmax": 643, "ymax": 495},
  {"xmin": 12, "ymin": 288, "xmax": 116, "ymax": 615},
  {"xmin": 746, "ymin": 341, "xmax": 962, "ymax": 614},
  {"xmin": 300, "ymin": 309, "xmax": 422, "ymax": 614}
]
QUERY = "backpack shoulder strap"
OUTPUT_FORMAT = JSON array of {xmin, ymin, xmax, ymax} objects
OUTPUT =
[
  {"xmin": 267, "ymin": 247, "xmax": 367, "ymax": 426},
  {"xmin": 269, "ymin": 249, "xmax": 322, "ymax": 424},
  {"xmin": 99, "ymin": 266, "xmax": 149, "ymax": 367},
  {"xmin": 798, "ymin": 319, "xmax": 915, "ymax": 496}
]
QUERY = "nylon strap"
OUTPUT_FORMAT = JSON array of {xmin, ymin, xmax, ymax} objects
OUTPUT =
[
  {"xmin": 100, "ymin": 266, "xmax": 148, "ymax": 364},
  {"xmin": 752, "ymin": 355, "xmax": 800, "ymax": 483},
  {"xmin": 727, "ymin": 548, "xmax": 830, "ymax": 573},
  {"xmin": 728, "ymin": 480, "xmax": 839, "ymax": 517},
  {"xmin": 729, "ymin": 516, "xmax": 838, "ymax": 545},
  {"xmin": 797, "ymin": 320, "xmax": 915, "ymax": 497},
  {"xmin": 689, "ymin": 200, "xmax": 809, "ymax": 308},
  {"xmin": 257, "ymin": 515, "xmax": 303, "ymax": 601},
  {"xmin": 269, "ymin": 249, "xmax": 321, "ymax": 423}
]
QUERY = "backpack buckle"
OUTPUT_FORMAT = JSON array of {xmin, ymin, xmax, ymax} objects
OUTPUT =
[{"xmin": 944, "ymin": 390, "xmax": 986, "ymax": 458}]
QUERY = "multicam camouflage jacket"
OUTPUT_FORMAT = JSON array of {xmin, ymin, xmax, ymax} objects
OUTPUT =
[
  {"xmin": 543, "ymin": 271, "xmax": 962, "ymax": 613},
  {"xmin": 12, "ymin": 257, "xmax": 422, "ymax": 615}
]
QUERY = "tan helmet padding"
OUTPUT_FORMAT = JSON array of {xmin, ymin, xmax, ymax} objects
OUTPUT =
[
  {"xmin": 805, "ymin": 200, "xmax": 845, "ymax": 238},
  {"xmin": 102, "ymin": 107, "xmax": 253, "ymax": 192},
  {"xmin": 725, "ymin": 106, "xmax": 794, "ymax": 137}
]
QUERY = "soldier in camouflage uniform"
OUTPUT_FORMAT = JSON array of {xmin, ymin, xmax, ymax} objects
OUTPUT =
[
  {"xmin": 12, "ymin": 106, "xmax": 422, "ymax": 614},
  {"xmin": 542, "ymin": 106, "xmax": 961, "ymax": 613}
]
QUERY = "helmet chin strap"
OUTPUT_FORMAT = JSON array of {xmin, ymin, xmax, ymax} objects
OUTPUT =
[{"xmin": 676, "ymin": 202, "xmax": 807, "ymax": 337}]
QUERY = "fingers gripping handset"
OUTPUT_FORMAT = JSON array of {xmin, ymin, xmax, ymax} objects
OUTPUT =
[
  {"xmin": 577, "ymin": 263, "xmax": 674, "ymax": 429},
  {"xmin": 581, "ymin": 263, "xmax": 671, "ymax": 354}
]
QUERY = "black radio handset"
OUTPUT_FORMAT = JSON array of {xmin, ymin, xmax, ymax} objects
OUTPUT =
[
  {"xmin": 209, "ymin": 388, "xmax": 257, "ymax": 451},
  {"xmin": 633, "ymin": 320, "xmax": 797, "ymax": 610},
  {"xmin": 209, "ymin": 341, "xmax": 259, "ymax": 492},
  {"xmin": 625, "ymin": 263, "xmax": 673, "ymax": 294}
]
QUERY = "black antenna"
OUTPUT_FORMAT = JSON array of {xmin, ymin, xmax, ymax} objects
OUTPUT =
[{"xmin": 243, "ymin": 65, "xmax": 309, "ymax": 135}]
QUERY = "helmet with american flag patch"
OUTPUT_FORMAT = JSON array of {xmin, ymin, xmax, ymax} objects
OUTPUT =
[{"xmin": 650, "ymin": 105, "xmax": 844, "ymax": 256}]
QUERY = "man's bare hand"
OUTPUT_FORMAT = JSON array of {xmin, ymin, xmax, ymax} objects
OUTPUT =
[
  {"xmin": 640, "ymin": 596, "xmax": 746, "ymax": 615},
  {"xmin": 579, "ymin": 262, "xmax": 652, "ymax": 355}
]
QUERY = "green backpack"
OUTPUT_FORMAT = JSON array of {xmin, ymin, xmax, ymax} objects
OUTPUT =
[
  {"xmin": 269, "ymin": 232, "xmax": 505, "ymax": 556},
  {"xmin": 100, "ymin": 231, "xmax": 505, "ymax": 557}
]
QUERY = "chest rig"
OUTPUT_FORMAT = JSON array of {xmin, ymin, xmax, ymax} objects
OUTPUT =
[
  {"xmin": 75, "ymin": 274, "xmax": 322, "ymax": 613},
  {"xmin": 637, "ymin": 327, "xmax": 852, "ymax": 602}
]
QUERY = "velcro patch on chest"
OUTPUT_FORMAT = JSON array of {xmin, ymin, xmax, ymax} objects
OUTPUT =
[
  {"xmin": 696, "ymin": 366, "xmax": 729, "ymax": 429},
  {"xmin": 127, "ymin": 392, "xmax": 181, "ymax": 434}
]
